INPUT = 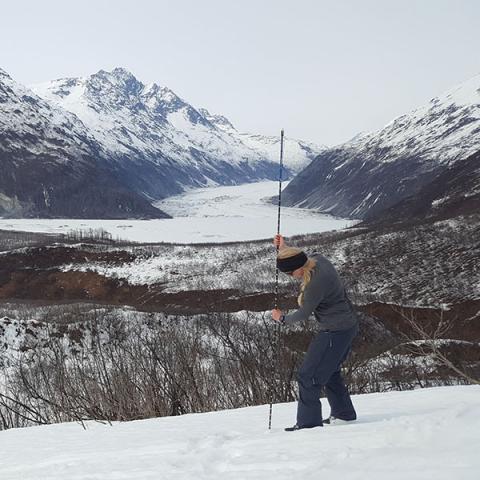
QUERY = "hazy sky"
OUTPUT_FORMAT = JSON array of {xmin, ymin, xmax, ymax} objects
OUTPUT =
[{"xmin": 2, "ymin": 0, "xmax": 479, "ymax": 146}]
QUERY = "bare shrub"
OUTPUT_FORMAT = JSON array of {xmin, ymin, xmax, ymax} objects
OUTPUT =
[{"xmin": 0, "ymin": 310, "xmax": 302, "ymax": 430}]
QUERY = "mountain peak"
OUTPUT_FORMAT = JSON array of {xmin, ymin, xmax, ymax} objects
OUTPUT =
[
  {"xmin": 111, "ymin": 66, "xmax": 135, "ymax": 77},
  {"xmin": 89, "ymin": 68, "xmax": 144, "ymax": 97},
  {"xmin": 199, "ymin": 108, "xmax": 236, "ymax": 132},
  {"xmin": 94, "ymin": 67, "xmax": 137, "ymax": 81}
]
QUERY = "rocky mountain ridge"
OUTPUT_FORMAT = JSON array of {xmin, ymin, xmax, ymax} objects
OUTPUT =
[
  {"xmin": 282, "ymin": 73, "xmax": 480, "ymax": 220},
  {"xmin": 31, "ymin": 68, "xmax": 324, "ymax": 200},
  {"xmin": 0, "ymin": 68, "xmax": 167, "ymax": 219},
  {"xmin": 1, "ymin": 67, "xmax": 324, "ymax": 218}
]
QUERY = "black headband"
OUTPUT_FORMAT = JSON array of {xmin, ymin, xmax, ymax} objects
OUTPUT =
[{"xmin": 277, "ymin": 252, "xmax": 308, "ymax": 273}]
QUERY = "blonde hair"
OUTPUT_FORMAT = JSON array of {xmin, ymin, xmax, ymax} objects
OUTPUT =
[{"xmin": 277, "ymin": 247, "xmax": 317, "ymax": 306}]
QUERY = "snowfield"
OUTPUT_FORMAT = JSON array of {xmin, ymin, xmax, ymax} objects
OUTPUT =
[
  {"xmin": 0, "ymin": 181, "xmax": 353, "ymax": 243},
  {"xmin": 0, "ymin": 386, "xmax": 478, "ymax": 479}
]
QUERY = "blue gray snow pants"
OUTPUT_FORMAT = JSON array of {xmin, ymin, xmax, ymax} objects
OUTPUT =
[{"xmin": 296, "ymin": 323, "xmax": 358, "ymax": 428}]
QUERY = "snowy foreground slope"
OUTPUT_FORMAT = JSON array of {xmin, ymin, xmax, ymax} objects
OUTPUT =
[{"xmin": 0, "ymin": 386, "xmax": 478, "ymax": 479}]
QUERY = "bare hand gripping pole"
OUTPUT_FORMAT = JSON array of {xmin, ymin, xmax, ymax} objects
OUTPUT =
[{"xmin": 269, "ymin": 129, "xmax": 284, "ymax": 430}]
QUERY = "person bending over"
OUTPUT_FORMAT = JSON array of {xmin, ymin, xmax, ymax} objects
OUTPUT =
[{"xmin": 271, "ymin": 234, "xmax": 359, "ymax": 431}]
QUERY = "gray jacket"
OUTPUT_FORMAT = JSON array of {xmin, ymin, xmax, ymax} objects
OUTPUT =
[{"xmin": 283, "ymin": 253, "xmax": 358, "ymax": 331}]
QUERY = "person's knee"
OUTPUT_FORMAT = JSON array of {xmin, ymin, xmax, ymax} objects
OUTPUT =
[
  {"xmin": 324, "ymin": 370, "xmax": 341, "ymax": 387},
  {"xmin": 297, "ymin": 370, "xmax": 328, "ymax": 389},
  {"xmin": 297, "ymin": 369, "xmax": 319, "ymax": 389},
  {"xmin": 296, "ymin": 369, "xmax": 309, "ymax": 386}
]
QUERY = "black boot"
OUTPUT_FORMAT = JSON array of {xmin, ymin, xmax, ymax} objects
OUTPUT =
[
  {"xmin": 284, "ymin": 424, "xmax": 322, "ymax": 432},
  {"xmin": 284, "ymin": 424, "xmax": 301, "ymax": 432}
]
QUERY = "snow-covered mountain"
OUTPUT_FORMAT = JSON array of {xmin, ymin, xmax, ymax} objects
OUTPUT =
[
  {"xmin": 31, "ymin": 68, "xmax": 325, "ymax": 200},
  {"xmin": 0, "ymin": 68, "xmax": 167, "ymax": 219},
  {"xmin": 199, "ymin": 107, "xmax": 323, "ymax": 172},
  {"xmin": 282, "ymin": 73, "xmax": 480, "ymax": 219}
]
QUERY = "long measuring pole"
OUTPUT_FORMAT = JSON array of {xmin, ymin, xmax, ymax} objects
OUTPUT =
[
  {"xmin": 269, "ymin": 129, "xmax": 285, "ymax": 430},
  {"xmin": 274, "ymin": 129, "xmax": 285, "ymax": 308}
]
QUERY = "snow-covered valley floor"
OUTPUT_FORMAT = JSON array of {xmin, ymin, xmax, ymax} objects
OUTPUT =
[
  {"xmin": 0, "ymin": 181, "xmax": 353, "ymax": 243},
  {"xmin": 0, "ymin": 386, "xmax": 478, "ymax": 479}
]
